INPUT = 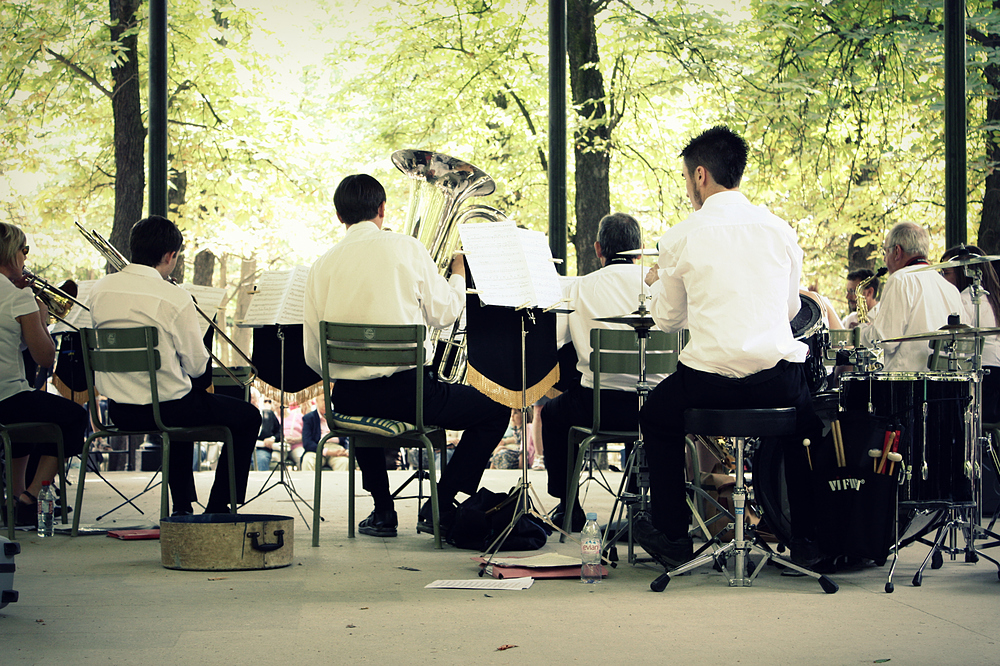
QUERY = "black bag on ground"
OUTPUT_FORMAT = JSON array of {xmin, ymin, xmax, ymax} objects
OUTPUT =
[{"xmin": 446, "ymin": 488, "xmax": 551, "ymax": 551}]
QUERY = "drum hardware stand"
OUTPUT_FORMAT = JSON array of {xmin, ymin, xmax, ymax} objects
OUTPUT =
[
  {"xmin": 651, "ymin": 434, "xmax": 838, "ymax": 593},
  {"xmin": 242, "ymin": 325, "xmax": 314, "ymax": 525}
]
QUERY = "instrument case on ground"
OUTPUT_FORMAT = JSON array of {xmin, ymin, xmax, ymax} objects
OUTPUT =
[
  {"xmin": 0, "ymin": 535, "xmax": 20, "ymax": 609},
  {"xmin": 160, "ymin": 514, "xmax": 293, "ymax": 571}
]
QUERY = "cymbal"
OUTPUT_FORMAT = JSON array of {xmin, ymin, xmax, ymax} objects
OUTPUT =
[
  {"xmin": 595, "ymin": 311, "xmax": 656, "ymax": 329},
  {"xmin": 880, "ymin": 326, "xmax": 1000, "ymax": 343},
  {"xmin": 918, "ymin": 254, "xmax": 1000, "ymax": 271},
  {"xmin": 619, "ymin": 248, "xmax": 659, "ymax": 256}
]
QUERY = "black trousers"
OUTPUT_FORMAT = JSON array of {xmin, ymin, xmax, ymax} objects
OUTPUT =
[
  {"xmin": 541, "ymin": 386, "xmax": 638, "ymax": 500},
  {"xmin": 640, "ymin": 360, "xmax": 819, "ymax": 540},
  {"xmin": 0, "ymin": 390, "xmax": 88, "ymax": 459},
  {"xmin": 109, "ymin": 390, "xmax": 260, "ymax": 512},
  {"xmin": 333, "ymin": 369, "xmax": 509, "ymax": 505}
]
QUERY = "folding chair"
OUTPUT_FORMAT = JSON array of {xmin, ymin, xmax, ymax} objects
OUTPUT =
[
  {"xmin": 2, "ymin": 422, "xmax": 67, "ymax": 540},
  {"xmin": 311, "ymin": 322, "xmax": 447, "ymax": 548},
  {"xmin": 72, "ymin": 327, "xmax": 237, "ymax": 536},
  {"xmin": 563, "ymin": 329, "xmax": 680, "ymax": 536}
]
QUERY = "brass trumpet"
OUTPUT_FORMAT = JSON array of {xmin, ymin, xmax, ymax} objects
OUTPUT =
[
  {"xmin": 75, "ymin": 222, "xmax": 258, "ymax": 388},
  {"xmin": 21, "ymin": 269, "xmax": 90, "ymax": 330}
]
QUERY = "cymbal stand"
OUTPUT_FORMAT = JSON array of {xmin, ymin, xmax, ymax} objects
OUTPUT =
[
  {"xmin": 904, "ymin": 265, "xmax": 1000, "ymax": 584},
  {"xmin": 600, "ymin": 301, "xmax": 654, "ymax": 566},
  {"xmin": 242, "ymin": 325, "xmax": 314, "ymax": 525}
]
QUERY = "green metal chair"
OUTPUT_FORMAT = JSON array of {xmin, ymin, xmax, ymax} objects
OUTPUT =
[
  {"xmin": 2, "ymin": 422, "xmax": 68, "ymax": 540},
  {"xmin": 311, "ymin": 322, "xmax": 447, "ymax": 548},
  {"xmin": 72, "ymin": 327, "xmax": 237, "ymax": 536},
  {"xmin": 563, "ymin": 328, "xmax": 681, "ymax": 537},
  {"xmin": 211, "ymin": 365, "xmax": 253, "ymax": 401}
]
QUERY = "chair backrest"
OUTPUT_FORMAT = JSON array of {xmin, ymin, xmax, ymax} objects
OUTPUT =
[
  {"xmin": 927, "ymin": 336, "xmax": 984, "ymax": 372},
  {"xmin": 212, "ymin": 365, "xmax": 253, "ymax": 400},
  {"xmin": 319, "ymin": 322, "xmax": 427, "ymax": 430},
  {"xmin": 589, "ymin": 328, "xmax": 681, "ymax": 431},
  {"xmin": 79, "ymin": 327, "xmax": 162, "ymax": 432}
]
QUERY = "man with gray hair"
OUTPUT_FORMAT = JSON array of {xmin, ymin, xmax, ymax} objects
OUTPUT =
[
  {"xmin": 541, "ymin": 212, "xmax": 668, "ymax": 531},
  {"xmin": 857, "ymin": 221, "xmax": 963, "ymax": 371}
]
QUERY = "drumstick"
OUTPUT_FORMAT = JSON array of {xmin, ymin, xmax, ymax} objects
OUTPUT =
[
  {"xmin": 869, "ymin": 448, "xmax": 882, "ymax": 473},
  {"xmin": 832, "ymin": 420, "xmax": 846, "ymax": 467},
  {"xmin": 876, "ymin": 429, "xmax": 894, "ymax": 474},
  {"xmin": 803, "ymin": 438, "xmax": 813, "ymax": 471}
]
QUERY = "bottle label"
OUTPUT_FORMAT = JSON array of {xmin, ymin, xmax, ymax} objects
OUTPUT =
[{"xmin": 582, "ymin": 539, "xmax": 601, "ymax": 556}]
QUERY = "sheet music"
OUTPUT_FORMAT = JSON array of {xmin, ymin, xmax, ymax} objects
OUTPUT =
[
  {"xmin": 241, "ymin": 265, "xmax": 310, "ymax": 326},
  {"xmin": 50, "ymin": 280, "xmax": 96, "ymax": 334},
  {"xmin": 518, "ymin": 228, "xmax": 562, "ymax": 308},
  {"xmin": 179, "ymin": 283, "xmax": 227, "ymax": 337},
  {"xmin": 459, "ymin": 221, "xmax": 562, "ymax": 308}
]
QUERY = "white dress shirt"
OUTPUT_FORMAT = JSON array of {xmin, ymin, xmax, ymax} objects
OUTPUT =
[
  {"xmin": 0, "ymin": 277, "xmax": 38, "ymax": 402},
  {"xmin": 649, "ymin": 190, "xmax": 807, "ymax": 378},
  {"xmin": 857, "ymin": 265, "xmax": 964, "ymax": 372},
  {"xmin": 89, "ymin": 263, "xmax": 210, "ymax": 404},
  {"xmin": 303, "ymin": 221, "xmax": 465, "ymax": 380},
  {"xmin": 959, "ymin": 287, "xmax": 1000, "ymax": 366},
  {"xmin": 557, "ymin": 262, "xmax": 670, "ymax": 391}
]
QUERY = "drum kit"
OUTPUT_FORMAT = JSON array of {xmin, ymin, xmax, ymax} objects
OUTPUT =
[{"xmin": 594, "ymin": 248, "xmax": 1000, "ymax": 589}]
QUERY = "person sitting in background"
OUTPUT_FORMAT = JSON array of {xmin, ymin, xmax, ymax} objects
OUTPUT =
[
  {"xmin": 940, "ymin": 244, "xmax": 1000, "ymax": 422},
  {"xmin": 253, "ymin": 394, "xmax": 281, "ymax": 471},
  {"xmin": 301, "ymin": 398, "xmax": 349, "ymax": 471},
  {"xmin": 0, "ymin": 222, "xmax": 88, "ymax": 526},
  {"xmin": 842, "ymin": 268, "xmax": 880, "ymax": 329}
]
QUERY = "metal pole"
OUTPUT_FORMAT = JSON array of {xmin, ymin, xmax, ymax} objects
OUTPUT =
[
  {"xmin": 944, "ymin": 0, "xmax": 967, "ymax": 248},
  {"xmin": 148, "ymin": 0, "xmax": 168, "ymax": 217},
  {"xmin": 548, "ymin": 0, "xmax": 567, "ymax": 274}
]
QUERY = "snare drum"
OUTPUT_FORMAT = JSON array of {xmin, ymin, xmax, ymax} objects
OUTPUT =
[
  {"xmin": 840, "ymin": 372, "xmax": 974, "ymax": 505},
  {"xmin": 792, "ymin": 293, "xmax": 830, "ymax": 393}
]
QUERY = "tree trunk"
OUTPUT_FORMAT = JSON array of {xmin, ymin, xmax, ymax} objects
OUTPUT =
[
  {"xmin": 108, "ymin": 0, "xmax": 145, "ymax": 266},
  {"xmin": 193, "ymin": 249, "xmax": 215, "ymax": 286},
  {"xmin": 567, "ymin": 0, "xmax": 611, "ymax": 276}
]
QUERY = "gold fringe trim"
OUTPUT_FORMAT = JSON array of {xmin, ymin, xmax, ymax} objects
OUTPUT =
[
  {"xmin": 466, "ymin": 363, "xmax": 559, "ymax": 410},
  {"xmin": 253, "ymin": 379, "xmax": 324, "ymax": 407}
]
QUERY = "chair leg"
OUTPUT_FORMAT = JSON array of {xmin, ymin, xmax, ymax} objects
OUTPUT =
[
  {"xmin": 561, "ymin": 435, "xmax": 592, "ymax": 542},
  {"xmin": 224, "ymin": 435, "xmax": 237, "ymax": 515},
  {"xmin": 3, "ymin": 433, "xmax": 15, "ymax": 540},
  {"xmin": 56, "ymin": 436, "xmax": 68, "ymax": 526},
  {"xmin": 312, "ymin": 440, "xmax": 325, "ymax": 547},
  {"xmin": 160, "ymin": 435, "xmax": 170, "ymax": 521},
  {"xmin": 347, "ymin": 443, "xmax": 357, "ymax": 539},
  {"xmin": 421, "ymin": 437, "xmax": 441, "ymax": 549},
  {"xmin": 72, "ymin": 435, "xmax": 99, "ymax": 537}
]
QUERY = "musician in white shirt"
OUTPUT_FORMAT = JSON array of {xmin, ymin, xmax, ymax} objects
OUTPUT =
[
  {"xmin": 89, "ymin": 216, "xmax": 260, "ymax": 516},
  {"xmin": 0, "ymin": 222, "xmax": 87, "ymax": 526},
  {"xmin": 856, "ymin": 223, "xmax": 963, "ymax": 372},
  {"xmin": 639, "ymin": 126, "xmax": 820, "ymax": 568},
  {"xmin": 303, "ymin": 174, "xmax": 508, "ymax": 538},
  {"xmin": 541, "ymin": 212, "xmax": 668, "ymax": 531}
]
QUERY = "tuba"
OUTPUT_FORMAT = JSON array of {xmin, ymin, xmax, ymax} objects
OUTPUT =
[{"xmin": 391, "ymin": 149, "xmax": 509, "ymax": 383}]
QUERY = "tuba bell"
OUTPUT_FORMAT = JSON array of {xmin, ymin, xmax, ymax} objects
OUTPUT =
[{"xmin": 391, "ymin": 149, "xmax": 510, "ymax": 383}]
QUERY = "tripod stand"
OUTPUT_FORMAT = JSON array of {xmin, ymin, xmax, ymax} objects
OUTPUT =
[{"xmin": 242, "ymin": 325, "xmax": 315, "ymax": 525}]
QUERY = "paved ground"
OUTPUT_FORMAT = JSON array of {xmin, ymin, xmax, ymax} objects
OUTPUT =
[{"xmin": 2, "ymin": 468, "xmax": 999, "ymax": 665}]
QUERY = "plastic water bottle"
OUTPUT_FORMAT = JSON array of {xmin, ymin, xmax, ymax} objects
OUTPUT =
[
  {"xmin": 580, "ymin": 512, "xmax": 602, "ymax": 584},
  {"xmin": 37, "ymin": 481, "xmax": 55, "ymax": 538}
]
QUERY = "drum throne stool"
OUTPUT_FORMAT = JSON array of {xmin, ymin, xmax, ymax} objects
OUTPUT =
[{"xmin": 651, "ymin": 407, "xmax": 839, "ymax": 594}]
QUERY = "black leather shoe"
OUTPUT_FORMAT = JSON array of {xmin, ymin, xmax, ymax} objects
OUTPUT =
[
  {"xmin": 416, "ymin": 499, "xmax": 455, "ymax": 535},
  {"xmin": 359, "ymin": 509, "xmax": 398, "ymax": 537},
  {"xmin": 789, "ymin": 538, "xmax": 823, "ymax": 569},
  {"xmin": 550, "ymin": 500, "xmax": 586, "ymax": 532},
  {"xmin": 633, "ymin": 515, "xmax": 693, "ymax": 569}
]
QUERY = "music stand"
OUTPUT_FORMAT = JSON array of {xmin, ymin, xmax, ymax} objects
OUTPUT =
[{"xmin": 241, "ymin": 324, "xmax": 320, "ymax": 524}]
